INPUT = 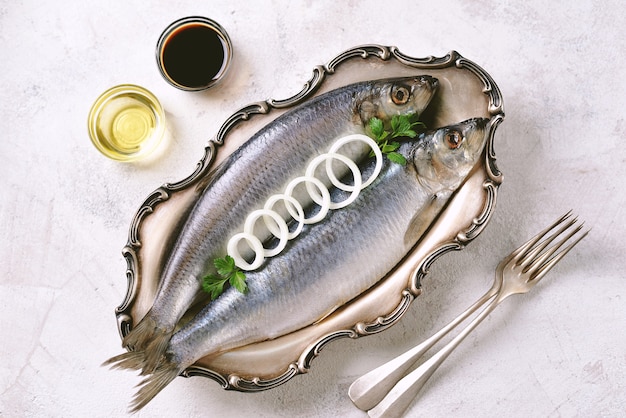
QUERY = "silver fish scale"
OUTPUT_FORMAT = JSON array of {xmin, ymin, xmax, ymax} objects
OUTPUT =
[
  {"xmin": 151, "ymin": 82, "xmax": 380, "ymax": 326},
  {"xmin": 168, "ymin": 142, "xmax": 435, "ymax": 365},
  {"xmin": 162, "ymin": 117, "xmax": 491, "ymax": 369},
  {"xmin": 109, "ymin": 77, "xmax": 447, "ymax": 413}
]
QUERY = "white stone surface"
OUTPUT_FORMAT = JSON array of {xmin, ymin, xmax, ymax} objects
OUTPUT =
[{"xmin": 1, "ymin": 0, "xmax": 625, "ymax": 417}]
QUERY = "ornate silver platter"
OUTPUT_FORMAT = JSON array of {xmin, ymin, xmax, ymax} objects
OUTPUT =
[{"xmin": 114, "ymin": 45, "xmax": 504, "ymax": 390}]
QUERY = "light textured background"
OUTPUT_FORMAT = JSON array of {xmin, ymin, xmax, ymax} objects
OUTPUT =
[{"xmin": 1, "ymin": 1, "xmax": 625, "ymax": 417}]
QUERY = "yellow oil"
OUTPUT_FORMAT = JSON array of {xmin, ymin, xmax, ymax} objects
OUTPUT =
[{"xmin": 88, "ymin": 85, "xmax": 164, "ymax": 161}]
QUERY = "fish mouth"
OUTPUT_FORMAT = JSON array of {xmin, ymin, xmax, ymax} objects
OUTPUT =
[
  {"xmin": 459, "ymin": 117, "xmax": 490, "ymax": 155},
  {"xmin": 405, "ymin": 75, "xmax": 438, "ymax": 114},
  {"xmin": 412, "ymin": 75, "xmax": 438, "ymax": 96},
  {"xmin": 459, "ymin": 117, "xmax": 489, "ymax": 133}
]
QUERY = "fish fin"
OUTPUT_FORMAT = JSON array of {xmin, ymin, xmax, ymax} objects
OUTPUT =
[
  {"xmin": 141, "ymin": 331, "xmax": 173, "ymax": 374},
  {"xmin": 101, "ymin": 350, "xmax": 145, "ymax": 371},
  {"xmin": 102, "ymin": 345, "xmax": 171, "ymax": 376},
  {"xmin": 122, "ymin": 314, "xmax": 158, "ymax": 351},
  {"xmin": 129, "ymin": 360, "xmax": 182, "ymax": 413},
  {"xmin": 403, "ymin": 194, "xmax": 446, "ymax": 246},
  {"xmin": 312, "ymin": 305, "xmax": 340, "ymax": 324},
  {"xmin": 106, "ymin": 314, "xmax": 173, "ymax": 375}
]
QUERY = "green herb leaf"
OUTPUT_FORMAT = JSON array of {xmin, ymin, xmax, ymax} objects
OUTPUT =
[
  {"xmin": 391, "ymin": 115, "xmax": 419, "ymax": 138},
  {"xmin": 214, "ymin": 255, "xmax": 236, "ymax": 277},
  {"xmin": 230, "ymin": 270, "xmax": 248, "ymax": 294},
  {"xmin": 369, "ymin": 117, "xmax": 385, "ymax": 140},
  {"xmin": 395, "ymin": 129, "xmax": 417, "ymax": 138},
  {"xmin": 202, "ymin": 275, "xmax": 228, "ymax": 300},
  {"xmin": 387, "ymin": 152, "xmax": 407, "ymax": 166},
  {"xmin": 391, "ymin": 115, "xmax": 411, "ymax": 135},
  {"xmin": 203, "ymin": 255, "xmax": 248, "ymax": 299},
  {"xmin": 367, "ymin": 114, "xmax": 425, "ymax": 165},
  {"xmin": 381, "ymin": 142, "xmax": 400, "ymax": 153},
  {"xmin": 210, "ymin": 282, "xmax": 225, "ymax": 300}
]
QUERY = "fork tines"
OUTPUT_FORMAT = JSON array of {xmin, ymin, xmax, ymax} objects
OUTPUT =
[{"xmin": 516, "ymin": 211, "xmax": 589, "ymax": 281}]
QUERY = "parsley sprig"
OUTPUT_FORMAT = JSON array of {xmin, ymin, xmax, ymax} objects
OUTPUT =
[
  {"xmin": 202, "ymin": 255, "xmax": 247, "ymax": 300},
  {"xmin": 368, "ymin": 114, "xmax": 426, "ymax": 165}
]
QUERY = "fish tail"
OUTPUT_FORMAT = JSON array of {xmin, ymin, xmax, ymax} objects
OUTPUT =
[
  {"xmin": 141, "ymin": 331, "xmax": 173, "ymax": 374},
  {"xmin": 101, "ymin": 350, "xmax": 145, "ymax": 371},
  {"xmin": 129, "ymin": 359, "xmax": 182, "ymax": 413},
  {"xmin": 121, "ymin": 313, "xmax": 175, "ymax": 373},
  {"xmin": 102, "ymin": 336, "xmax": 173, "ymax": 376},
  {"xmin": 122, "ymin": 314, "xmax": 159, "ymax": 350}
]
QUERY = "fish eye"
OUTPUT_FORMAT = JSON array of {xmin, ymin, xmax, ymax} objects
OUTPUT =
[
  {"xmin": 391, "ymin": 85, "xmax": 410, "ymax": 105},
  {"xmin": 444, "ymin": 130, "xmax": 463, "ymax": 149}
]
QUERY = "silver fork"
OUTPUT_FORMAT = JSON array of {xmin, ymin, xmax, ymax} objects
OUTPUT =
[{"xmin": 350, "ymin": 211, "xmax": 588, "ymax": 418}]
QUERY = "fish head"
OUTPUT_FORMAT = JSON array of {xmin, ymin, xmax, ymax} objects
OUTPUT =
[
  {"xmin": 412, "ymin": 117, "xmax": 489, "ymax": 193},
  {"xmin": 357, "ymin": 75, "xmax": 438, "ymax": 123}
]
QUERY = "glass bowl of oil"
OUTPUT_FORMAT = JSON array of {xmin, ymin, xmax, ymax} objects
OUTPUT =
[{"xmin": 88, "ymin": 84, "xmax": 165, "ymax": 162}]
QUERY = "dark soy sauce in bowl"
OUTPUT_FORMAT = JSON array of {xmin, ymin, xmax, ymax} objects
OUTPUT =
[{"xmin": 157, "ymin": 17, "xmax": 232, "ymax": 91}]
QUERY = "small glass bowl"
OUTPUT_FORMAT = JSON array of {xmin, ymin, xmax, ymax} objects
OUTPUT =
[
  {"xmin": 156, "ymin": 16, "xmax": 233, "ymax": 91},
  {"xmin": 87, "ymin": 84, "xmax": 165, "ymax": 162}
]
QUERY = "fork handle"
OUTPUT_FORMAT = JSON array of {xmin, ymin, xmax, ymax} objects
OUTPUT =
[
  {"xmin": 349, "ymin": 288, "xmax": 497, "ymax": 411},
  {"xmin": 368, "ymin": 298, "xmax": 501, "ymax": 418}
]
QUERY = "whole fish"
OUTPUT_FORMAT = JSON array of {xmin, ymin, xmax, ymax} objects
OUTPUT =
[
  {"xmin": 124, "ymin": 117, "xmax": 489, "ymax": 412},
  {"xmin": 110, "ymin": 76, "xmax": 439, "ymax": 371}
]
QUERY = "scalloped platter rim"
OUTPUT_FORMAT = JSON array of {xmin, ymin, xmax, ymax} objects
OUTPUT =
[{"xmin": 113, "ymin": 45, "xmax": 505, "ymax": 391}]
